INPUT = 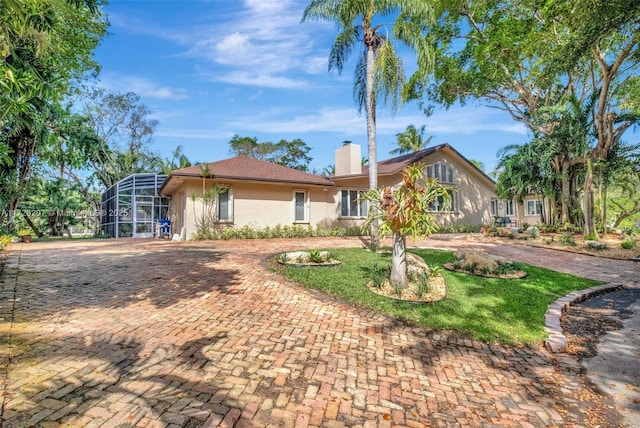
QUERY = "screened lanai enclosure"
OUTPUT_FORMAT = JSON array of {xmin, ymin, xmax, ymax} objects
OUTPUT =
[{"xmin": 101, "ymin": 173, "xmax": 170, "ymax": 238}]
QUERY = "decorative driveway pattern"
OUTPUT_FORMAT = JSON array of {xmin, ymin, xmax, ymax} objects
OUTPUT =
[{"xmin": 0, "ymin": 237, "xmax": 637, "ymax": 427}]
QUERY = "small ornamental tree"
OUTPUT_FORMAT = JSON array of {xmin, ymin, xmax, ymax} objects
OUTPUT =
[{"xmin": 364, "ymin": 165, "xmax": 450, "ymax": 287}]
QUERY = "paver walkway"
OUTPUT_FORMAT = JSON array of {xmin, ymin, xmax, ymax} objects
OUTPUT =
[{"xmin": 0, "ymin": 236, "xmax": 638, "ymax": 427}]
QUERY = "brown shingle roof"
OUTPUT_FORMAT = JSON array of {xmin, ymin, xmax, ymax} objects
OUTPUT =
[
  {"xmin": 160, "ymin": 156, "xmax": 333, "ymax": 193},
  {"xmin": 335, "ymin": 143, "xmax": 495, "ymax": 185}
]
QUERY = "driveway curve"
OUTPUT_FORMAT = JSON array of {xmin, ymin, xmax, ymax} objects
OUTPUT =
[{"xmin": 0, "ymin": 236, "xmax": 637, "ymax": 427}]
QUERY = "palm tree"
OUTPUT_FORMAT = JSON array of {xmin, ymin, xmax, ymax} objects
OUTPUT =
[
  {"xmin": 390, "ymin": 124, "xmax": 432, "ymax": 155},
  {"xmin": 302, "ymin": 0, "xmax": 436, "ymax": 248}
]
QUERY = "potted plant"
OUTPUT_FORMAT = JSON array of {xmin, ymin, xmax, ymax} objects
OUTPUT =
[{"xmin": 18, "ymin": 228, "xmax": 33, "ymax": 243}]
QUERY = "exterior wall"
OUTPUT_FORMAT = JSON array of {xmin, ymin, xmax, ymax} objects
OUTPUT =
[
  {"xmin": 167, "ymin": 179, "xmax": 334, "ymax": 239},
  {"xmin": 517, "ymin": 195, "xmax": 545, "ymax": 226},
  {"xmin": 229, "ymin": 181, "xmax": 333, "ymax": 228},
  {"xmin": 423, "ymin": 151, "xmax": 495, "ymax": 226},
  {"xmin": 331, "ymin": 152, "xmax": 497, "ymax": 228},
  {"xmin": 164, "ymin": 147, "xmax": 498, "ymax": 239}
]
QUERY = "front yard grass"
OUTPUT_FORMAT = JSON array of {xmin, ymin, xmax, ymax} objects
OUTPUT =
[{"xmin": 272, "ymin": 247, "xmax": 602, "ymax": 346}]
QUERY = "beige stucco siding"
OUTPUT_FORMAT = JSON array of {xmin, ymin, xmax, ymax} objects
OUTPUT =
[
  {"xmin": 166, "ymin": 178, "xmax": 334, "ymax": 239},
  {"xmin": 229, "ymin": 182, "xmax": 332, "ymax": 228},
  {"xmin": 331, "ymin": 151, "xmax": 496, "ymax": 227}
]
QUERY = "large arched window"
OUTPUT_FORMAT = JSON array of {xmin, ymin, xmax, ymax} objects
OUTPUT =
[
  {"xmin": 426, "ymin": 162, "xmax": 458, "ymax": 212},
  {"xmin": 426, "ymin": 162, "xmax": 456, "ymax": 184}
]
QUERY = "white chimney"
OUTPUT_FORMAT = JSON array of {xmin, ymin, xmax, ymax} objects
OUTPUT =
[{"xmin": 334, "ymin": 141, "xmax": 361, "ymax": 176}]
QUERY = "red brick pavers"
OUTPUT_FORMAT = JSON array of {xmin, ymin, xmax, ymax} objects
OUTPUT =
[{"xmin": 0, "ymin": 236, "xmax": 633, "ymax": 427}]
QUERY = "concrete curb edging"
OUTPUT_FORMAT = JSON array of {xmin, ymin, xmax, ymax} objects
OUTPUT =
[{"xmin": 544, "ymin": 283, "xmax": 624, "ymax": 353}]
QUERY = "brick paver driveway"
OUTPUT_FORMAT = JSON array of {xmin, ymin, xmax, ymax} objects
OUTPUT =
[{"xmin": 0, "ymin": 236, "xmax": 635, "ymax": 427}]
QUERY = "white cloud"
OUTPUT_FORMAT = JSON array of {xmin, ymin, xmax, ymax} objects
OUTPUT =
[
  {"xmin": 99, "ymin": 75, "xmax": 188, "ymax": 100},
  {"xmin": 224, "ymin": 105, "xmax": 528, "ymax": 137},
  {"xmin": 202, "ymin": 71, "xmax": 308, "ymax": 89},
  {"xmin": 155, "ymin": 127, "xmax": 234, "ymax": 141},
  {"xmin": 228, "ymin": 107, "xmax": 366, "ymax": 134},
  {"xmin": 181, "ymin": 0, "xmax": 329, "ymax": 89}
]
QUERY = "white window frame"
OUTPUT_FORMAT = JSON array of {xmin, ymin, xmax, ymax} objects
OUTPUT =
[
  {"xmin": 505, "ymin": 200, "xmax": 515, "ymax": 216},
  {"xmin": 526, "ymin": 200, "xmax": 540, "ymax": 216},
  {"xmin": 293, "ymin": 190, "xmax": 308, "ymax": 223},
  {"xmin": 340, "ymin": 189, "xmax": 368, "ymax": 218},
  {"xmin": 426, "ymin": 162, "xmax": 456, "ymax": 184},
  {"xmin": 490, "ymin": 199, "xmax": 499, "ymax": 216},
  {"xmin": 216, "ymin": 186, "xmax": 233, "ymax": 222},
  {"xmin": 429, "ymin": 188, "xmax": 458, "ymax": 213}
]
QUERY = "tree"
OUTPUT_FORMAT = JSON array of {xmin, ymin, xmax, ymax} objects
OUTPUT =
[
  {"xmin": 364, "ymin": 165, "xmax": 449, "ymax": 287},
  {"xmin": 76, "ymin": 88, "xmax": 159, "ymax": 189},
  {"xmin": 494, "ymin": 143, "xmax": 551, "ymax": 224},
  {"xmin": 423, "ymin": 0, "xmax": 640, "ymax": 236},
  {"xmin": 469, "ymin": 160, "xmax": 485, "ymax": 172},
  {"xmin": 20, "ymin": 177, "xmax": 87, "ymax": 236},
  {"xmin": 302, "ymin": 0, "xmax": 437, "ymax": 248},
  {"xmin": 228, "ymin": 135, "xmax": 313, "ymax": 171},
  {"xmin": 155, "ymin": 145, "xmax": 192, "ymax": 174},
  {"xmin": 390, "ymin": 124, "xmax": 432, "ymax": 155},
  {"xmin": 0, "ymin": 0, "xmax": 106, "ymax": 230}
]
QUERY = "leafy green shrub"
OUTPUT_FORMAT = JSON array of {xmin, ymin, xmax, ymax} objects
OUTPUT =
[
  {"xmin": 429, "ymin": 265, "xmax": 443, "ymax": 276},
  {"xmin": 530, "ymin": 226, "xmax": 539, "ymax": 239},
  {"xmin": 585, "ymin": 241, "xmax": 608, "ymax": 251},
  {"xmin": 584, "ymin": 233, "xmax": 598, "ymax": 241},
  {"xmin": 370, "ymin": 263, "xmax": 389, "ymax": 288},
  {"xmin": 493, "ymin": 262, "xmax": 520, "ymax": 275},
  {"xmin": 0, "ymin": 234, "xmax": 13, "ymax": 250},
  {"xmin": 518, "ymin": 222, "xmax": 530, "ymax": 233},
  {"xmin": 621, "ymin": 239, "xmax": 636, "ymax": 250},
  {"xmin": 560, "ymin": 232, "xmax": 576, "ymax": 246},
  {"xmin": 393, "ymin": 284, "xmax": 403, "ymax": 297},
  {"xmin": 537, "ymin": 223, "xmax": 558, "ymax": 233},
  {"xmin": 308, "ymin": 249, "xmax": 323, "ymax": 263},
  {"xmin": 622, "ymin": 225, "xmax": 640, "ymax": 238},
  {"xmin": 464, "ymin": 262, "xmax": 478, "ymax": 273},
  {"xmin": 416, "ymin": 273, "xmax": 429, "ymax": 298},
  {"xmin": 191, "ymin": 223, "xmax": 368, "ymax": 241}
]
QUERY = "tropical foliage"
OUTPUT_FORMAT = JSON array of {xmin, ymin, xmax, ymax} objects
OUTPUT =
[
  {"xmin": 390, "ymin": 124, "xmax": 432, "ymax": 155},
  {"xmin": 364, "ymin": 165, "xmax": 449, "ymax": 287},
  {"xmin": 424, "ymin": 0, "xmax": 640, "ymax": 236},
  {"xmin": 302, "ymin": 0, "xmax": 437, "ymax": 247},
  {"xmin": 228, "ymin": 135, "xmax": 313, "ymax": 171}
]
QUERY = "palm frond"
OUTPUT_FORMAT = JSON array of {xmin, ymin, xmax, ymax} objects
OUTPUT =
[
  {"xmin": 374, "ymin": 38, "xmax": 404, "ymax": 114},
  {"xmin": 328, "ymin": 25, "xmax": 361, "ymax": 74}
]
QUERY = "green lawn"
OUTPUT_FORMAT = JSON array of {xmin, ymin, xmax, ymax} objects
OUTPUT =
[{"xmin": 272, "ymin": 247, "xmax": 602, "ymax": 346}]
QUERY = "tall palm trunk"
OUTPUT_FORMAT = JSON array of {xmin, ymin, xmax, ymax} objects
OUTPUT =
[{"xmin": 365, "ymin": 37, "xmax": 378, "ymax": 250}]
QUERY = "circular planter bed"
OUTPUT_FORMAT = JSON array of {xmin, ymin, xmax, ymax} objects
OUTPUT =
[
  {"xmin": 442, "ymin": 262, "xmax": 527, "ymax": 279},
  {"xmin": 367, "ymin": 275, "xmax": 446, "ymax": 303},
  {"xmin": 277, "ymin": 251, "xmax": 341, "ymax": 267}
]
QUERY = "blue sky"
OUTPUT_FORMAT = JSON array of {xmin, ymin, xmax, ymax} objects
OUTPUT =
[{"xmin": 93, "ymin": 0, "xmax": 530, "ymax": 174}]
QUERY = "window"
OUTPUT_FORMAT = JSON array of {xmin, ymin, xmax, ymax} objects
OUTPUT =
[
  {"xmin": 294, "ymin": 190, "xmax": 307, "ymax": 222},
  {"xmin": 340, "ymin": 190, "xmax": 368, "ymax": 217},
  {"xmin": 526, "ymin": 200, "xmax": 540, "ymax": 216},
  {"xmin": 426, "ymin": 162, "xmax": 455, "ymax": 184},
  {"xmin": 505, "ymin": 200, "xmax": 515, "ymax": 216},
  {"xmin": 490, "ymin": 199, "xmax": 499, "ymax": 216},
  {"xmin": 429, "ymin": 189, "xmax": 458, "ymax": 212},
  {"xmin": 217, "ymin": 187, "xmax": 232, "ymax": 221}
]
